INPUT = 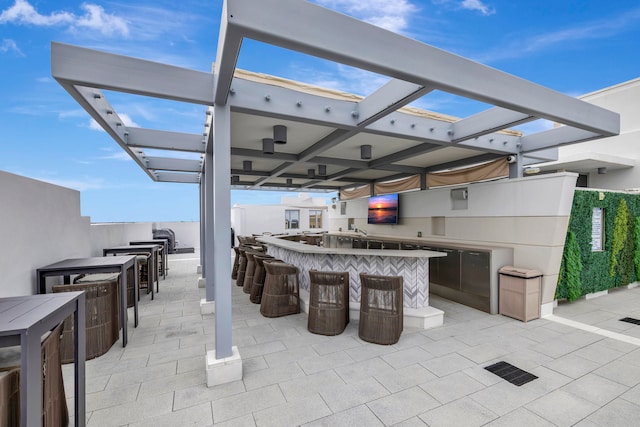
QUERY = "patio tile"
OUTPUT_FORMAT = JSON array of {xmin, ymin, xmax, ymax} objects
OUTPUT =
[
  {"xmin": 302, "ymin": 404, "xmax": 384, "ymax": 427},
  {"xmin": 593, "ymin": 360, "xmax": 640, "ymax": 387},
  {"xmin": 582, "ymin": 397, "xmax": 640, "ymax": 426},
  {"xmin": 420, "ymin": 352, "xmax": 476, "ymax": 377},
  {"xmin": 367, "ymin": 386, "xmax": 440, "ymax": 425},
  {"xmin": 211, "ymin": 384, "xmax": 286, "ymax": 423},
  {"xmin": 334, "ymin": 356, "xmax": 395, "ymax": 383},
  {"xmin": 543, "ymin": 353, "xmax": 602, "ymax": 379},
  {"xmin": 237, "ymin": 340, "xmax": 287, "ymax": 359},
  {"xmin": 242, "ymin": 361, "xmax": 306, "ymax": 391},
  {"xmin": 419, "ymin": 371, "xmax": 486, "ymax": 404},
  {"xmin": 87, "ymin": 391, "xmax": 174, "ymax": 426},
  {"xmin": 526, "ymin": 390, "xmax": 599, "ymax": 426},
  {"xmin": 211, "ymin": 414, "xmax": 256, "ymax": 427},
  {"xmin": 420, "ymin": 337, "xmax": 470, "ymax": 357},
  {"xmin": 84, "ymin": 383, "xmax": 140, "ymax": 412},
  {"xmin": 174, "ymin": 380, "xmax": 246, "ymax": 411},
  {"xmin": 572, "ymin": 341, "xmax": 625, "ymax": 364},
  {"xmin": 252, "ymin": 394, "xmax": 332, "ymax": 427},
  {"xmin": 457, "ymin": 343, "xmax": 510, "ymax": 364},
  {"xmin": 128, "ymin": 402, "xmax": 213, "ymax": 427},
  {"xmin": 310, "ymin": 334, "xmax": 362, "ymax": 355},
  {"xmin": 381, "ymin": 347, "xmax": 433, "ymax": 369},
  {"xmin": 263, "ymin": 345, "xmax": 319, "ymax": 367},
  {"xmin": 139, "ymin": 368, "xmax": 206, "ymax": 397},
  {"xmin": 374, "ymin": 363, "xmax": 437, "ymax": 393},
  {"xmin": 105, "ymin": 361, "xmax": 178, "ymax": 390},
  {"xmin": 296, "ymin": 350, "xmax": 355, "ymax": 375},
  {"xmin": 483, "ymin": 407, "xmax": 556, "ymax": 427},
  {"xmin": 419, "ymin": 396, "xmax": 498, "ymax": 426},
  {"xmin": 561, "ymin": 373, "xmax": 628, "ymax": 406},
  {"xmin": 319, "ymin": 377, "xmax": 390, "ymax": 413},
  {"xmin": 469, "ymin": 381, "xmax": 538, "ymax": 416},
  {"xmin": 278, "ymin": 370, "xmax": 345, "ymax": 401}
]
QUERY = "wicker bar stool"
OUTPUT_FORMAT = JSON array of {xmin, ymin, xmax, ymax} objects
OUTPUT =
[
  {"xmin": 236, "ymin": 247, "xmax": 249, "ymax": 287},
  {"xmin": 308, "ymin": 270, "xmax": 350, "ymax": 335},
  {"xmin": 250, "ymin": 255, "xmax": 275, "ymax": 304},
  {"xmin": 232, "ymin": 246, "xmax": 240, "ymax": 279},
  {"xmin": 260, "ymin": 262, "xmax": 301, "ymax": 317},
  {"xmin": 358, "ymin": 273, "xmax": 403, "ymax": 345},
  {"xmin": 242, "ymin": 251, "xmax": 259, "ymax": 294},
  {"xmin": 53, "ymin": 279, "xmax": 119, "ymax": 363},
  {"xmin": 0, "ymin": 323, "xmax": 69, "ymax": 426}
]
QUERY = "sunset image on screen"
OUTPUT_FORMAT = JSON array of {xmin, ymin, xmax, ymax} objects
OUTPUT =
[{"xmin": 367, "ymin": 194, "xmax": 398, "ymax": 224}]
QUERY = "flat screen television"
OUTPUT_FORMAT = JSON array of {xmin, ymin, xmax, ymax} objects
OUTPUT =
[{"xmin": 367, "ymin": 193, "xmax": 399, "ymax": 224}]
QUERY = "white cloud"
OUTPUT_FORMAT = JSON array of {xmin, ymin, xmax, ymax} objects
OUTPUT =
[
  {"xmin": 460, "ymin": 0, "xmax": 494, "ymax": 16},
  {"xmin": 312, "ymin": 0, "xmax": 417, "ymax": 33},
  {"xmin": 72, "ymin": 3, "xmax": 129, "ymax": 37},
  {"xmin": 477, "ymin": 6, "xmax": 640, "ymax": 63},
  {"xmin": 0, "ymin": 38, "xmax": 24, "ymax": 56},
  {"xmin": 0, "ymin": 0, "xmax": 129, "ymax": 37}
]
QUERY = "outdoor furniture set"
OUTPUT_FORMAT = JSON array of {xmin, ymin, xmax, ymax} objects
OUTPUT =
[{"xmin": 234, "ymin": 236, "xmax": 404, "ymax": 345}]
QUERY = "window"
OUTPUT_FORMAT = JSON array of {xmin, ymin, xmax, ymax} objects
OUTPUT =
[
  {"xmin": 309, "ymin": 210, "xmax": 323, "ymax": 229},
  {"xmin": 285, "ymin": 210, "xmax": 300, "ymax": 229}
]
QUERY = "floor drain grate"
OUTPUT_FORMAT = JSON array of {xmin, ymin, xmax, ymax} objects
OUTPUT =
[
  {"xmin": 484, "ymin": 361, "xmax": 538, "ymax": 386},
  {"xmin": 620, "ymin": 317, "xmax": 640, "ymax": 325}
]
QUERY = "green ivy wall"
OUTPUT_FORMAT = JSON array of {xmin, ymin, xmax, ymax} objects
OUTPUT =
[{"xmin": 556, "ymin": 189, "xmax": 640, "ymax": 301}]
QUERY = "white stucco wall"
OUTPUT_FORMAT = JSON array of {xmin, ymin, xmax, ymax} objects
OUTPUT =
[
  {"xmin": 90, "ymin": 222, "xmax": 152, "ymax": 256},
  {"xmin": 0, "ymin": 171, "xmax": 91, "ymax": 296},
  {"xmin": 154, "ymin": 221, "xmax": 200, "ymax": 249},
  {"xmin": 558, "ymin": 78, "xmax": 640, "ymax": 190}
]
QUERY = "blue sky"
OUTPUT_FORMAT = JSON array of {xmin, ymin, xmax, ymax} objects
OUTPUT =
[{"xmin": 1, "ymin": 0, "xmax": 639, "ymax": 222}]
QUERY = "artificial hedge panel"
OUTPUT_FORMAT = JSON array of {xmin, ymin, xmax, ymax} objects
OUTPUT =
[{"xmin": 556, "ymin": 189, "xmax": 640, "ymax": 301}]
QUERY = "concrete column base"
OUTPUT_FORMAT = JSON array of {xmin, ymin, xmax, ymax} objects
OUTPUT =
[
  {"xmin": 200, "ymin": 298, "xmax": 215, "ymax": 315},
  {"xmin": 198, "ymin": 277, "xmax": 206, "ymax": 288},
  {"xmin": 540, "ymin": 301, "xmax": 555, "ymax": 318},
  {"xmin": 206, "ymin": 346, "xmax": 242, "ymax": 387},
  {"xmin": 197, "ymin": 265, "xmax": 202, "ymax": 274}
]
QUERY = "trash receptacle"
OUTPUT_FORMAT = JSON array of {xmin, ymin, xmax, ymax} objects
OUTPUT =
[{"xmin": 499, "ymin": 266, "xmax": 542, "ymax": 322}]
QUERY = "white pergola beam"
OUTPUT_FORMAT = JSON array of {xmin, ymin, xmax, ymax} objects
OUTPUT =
[
  {"xmin": 146, "ymin": 157, "xmax": 202, "ymax": 172},
  {"xmin": 355, "ymin": 80, "xmax": 432, "ymax": 126},
  {"xmin": 452, "ymin": 107, "xmax": 533, "ymax": 142},
  {"xmin": 126, "ymin": 128, "xmax": 206, "ymax": 153},
  {"xmin": 154, "ymin": 171, "xmax": 200, "ymax": 183},
  {"xmin": 52, "ymin": 42, "xmax": 214, "ymax": 105},
  {"xmin": 224, "ymin": 0, "xmax": 619, "ymax": 136},
  {"xmin": 214, "ymin": 0, "xmax": 244, "ymax": 106},
  {"xmin": 521, "ymin": 126, "xmax": 601, "ymax": 153}
]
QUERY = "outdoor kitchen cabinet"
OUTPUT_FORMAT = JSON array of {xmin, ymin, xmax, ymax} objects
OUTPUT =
[{"xmin": 427, "ymin": 245, "xmax": 512, "ymax": 314}]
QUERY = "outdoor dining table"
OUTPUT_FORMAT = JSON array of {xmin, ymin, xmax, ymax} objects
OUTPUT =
[
  {"xmin": 36, "ymin": 255, "xmax": 138, "ymax": 347},
  {"xmin": 103, "ymin": 244, "xmax": 161, "ymax": 297},
  {"xmin": 0, "ymin": 291, "xmax": 86, "ymax": 427},
  {"xmin": 129, "ymin": 239, "xmax": 168, "ymax": 279}
]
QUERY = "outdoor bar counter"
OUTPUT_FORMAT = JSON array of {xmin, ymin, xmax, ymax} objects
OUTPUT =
[{"xmin": 256, "ymin": 235, "xmax": 446, "ymax": 329}]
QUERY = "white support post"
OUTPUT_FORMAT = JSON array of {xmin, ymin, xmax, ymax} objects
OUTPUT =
[{"xmin": 206, "ymin": 103, "xmax": 242, "ymax": 386}]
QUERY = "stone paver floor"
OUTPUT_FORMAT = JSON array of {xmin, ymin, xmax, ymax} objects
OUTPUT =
[{"xmin": 63, "ymin": 253, "xmax": 640, "ymax": 426}]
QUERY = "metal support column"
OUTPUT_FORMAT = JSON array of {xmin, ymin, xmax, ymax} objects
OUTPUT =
[
  {"xmin": 212, "ymin": 103, "xmax": 233, "ymax": 359},
  {"xmin": 204, "ymin": 151, "xmax": 215, "ymax": 302},
  {"xmin": 199, "ymin": 181, "xmax": 206, "ymax": 278}
]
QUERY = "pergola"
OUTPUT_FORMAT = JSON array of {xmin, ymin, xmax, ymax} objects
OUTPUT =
[{"xmin": 51, "ymin": 0, "xmax": 619, "ymax": 384}]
